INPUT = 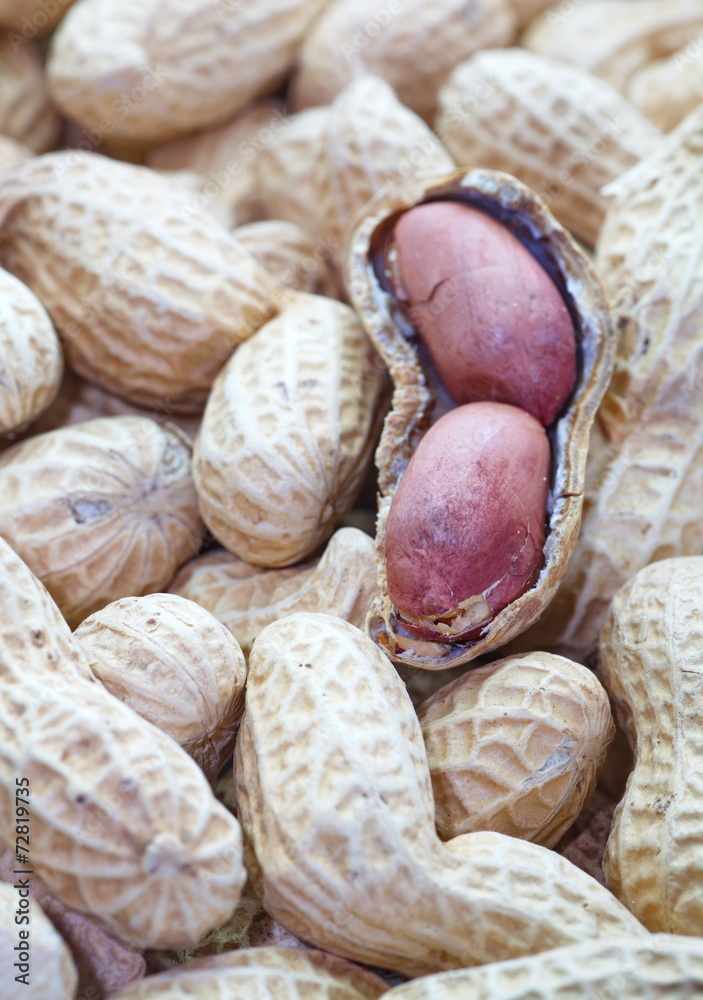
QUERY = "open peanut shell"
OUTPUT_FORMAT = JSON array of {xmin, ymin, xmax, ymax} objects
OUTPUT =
[{"xmin": 346, "ymin": 169, "xmax": 615, "ymax": 670}]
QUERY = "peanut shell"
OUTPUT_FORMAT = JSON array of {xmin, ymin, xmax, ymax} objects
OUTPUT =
[
  {"xmin": 0, "ymin": 0, "xmax": 77, "ymax": 33},
  {"xmin": 347, "ymin": 169, "xmax": 615, "ymax": 669},
  {"xmin": 0, "ymin": 35, "xmax": 60, "ymax": 152},
  {"xmin": 235, "ymin": 220, "xmax": 342, "ymax": 300},
  {"xmin": 627, "ymin": 49, "xmax": 703, "ymax": 132},
  {"xmin": 0, "ymin": 134, "xmax": 32, "ymax": 169}
]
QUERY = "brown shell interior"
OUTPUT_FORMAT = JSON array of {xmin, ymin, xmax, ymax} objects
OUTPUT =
[{"xmin": 345, "ymin": 168, "xmax": 616, "ymax": 670}]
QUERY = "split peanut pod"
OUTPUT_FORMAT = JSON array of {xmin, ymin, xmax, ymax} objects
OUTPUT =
[
  {"xmin": 347, "ymin": 169, "xmax": 615, "ymax": 669},
  {"xmin": 235, "ymin": 613, "xmax": 643, "ymax": 979}
]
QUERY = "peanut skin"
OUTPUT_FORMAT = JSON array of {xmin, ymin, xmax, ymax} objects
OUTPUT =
[
  {"xmin": 385, "ymin": 402, "xmax": 550, "ymax": 641},
  {"xmin": 393, "ymin": 201, "xmax": 577, "ymax": 426}
]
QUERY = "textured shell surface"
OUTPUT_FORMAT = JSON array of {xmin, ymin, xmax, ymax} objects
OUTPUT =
[
  {"xmin": 627, "ymin": 51, "xmax": 703, "ymax": 133},
  {"xmin": 519, "ymin": 105, "xmax": 703, "ymax": 662},
  {"xmin": 346, "ymin": 168, "xmax": 615, "ymax": 669},
  {"xmin": 0, "ymin": 151, "xmax": 280, "ymax": 411},
  {"xmin": 292, "ymin": 0, "xmax": 516, "ymax": 123},
  {"xmin": 0, "ymin": 266, "xmax": 63, "ymax": 435},
  {"xmin": 0, "ymin": 881, "xmax": 78, "ymax": 1000},
  {"xmin": 384, "ymin": 935, "xmax": 703, "ymax": 1000},
  {"xmin": 599, "ymin": 556, "xmax": 703, "ymax": 935},
  {"xmin": 47, "ymin": 0, "xmax": 327, "ymax": 142},
  {"xmin": 435, "ymin": 47, "xmax": 662, "ymax": 245},
  {"xmin": 194, "ymin": 293, "xmax": 387, "ymax": 567},
  {"xmin": 0, "ymin": 845, "xmax": 146, "ymax": 997},
  {"xmin": 0, "ymin": 537, "xmax": 246, "ymax": 949},
  {"xmin": 0, "ymin": 415, "xmax": 203, "ymax": 628},
  {"xmin": 170, "ymin": 527, "xmax": 377, "ymax": 657},
  {"xmin": 112, "ymin": 946, "xmax": 388, "ymax": 999},
  {"xmin": 0, "ymin": 36, "xmax": 61, "ymax": 152},
  {"xmin": 0, "ymin": 135, "xmax": 33, "ymax": 169},
  {"xmin": 235, "ymin": 220, "xmax": 342, "ymax": 300},
  {"xmin": 74, "ymin": 593, "xmax": 247, "ymax": 781},
  {"xmin": 0, "ymin": 0, "xmax": 77, "ymax": 32},
  {"xmin": 235, "ymin": 612, "xmax": 642, "ymax": 979},
  {"xmin": 418, "ymin": 651, "xmax": 614, "ymax": 846}
]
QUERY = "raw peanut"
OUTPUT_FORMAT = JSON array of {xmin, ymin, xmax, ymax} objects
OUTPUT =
[
  {"xmin": 393, "ymin": 202, "xmax": 577, "ymax": 422},
  {"xmin": 74, "ymin": 594, "xmax": 247, "ymax": 782},
  {"xmin": 627, "ymin": 52, "xmax": 703, "ymax": 132},
  {"xmin": 315, "ymin": 77, "xmax": 455, "ymax": 266},
  {"xmin": 384, "ymin": 935, "xmax": 703, "ymax": 1000},
  {"xmin": 385, "ymin": 403, "xmax": 550, "ymax": 640},
  {"xmin": 257, "ymin": 107, "xmax": 332, "ymax": 233},
  {"xmin": 0, "ymin": 846, "xmax": 146, "ymax": 997},
  {"xmin": 0, "ymin": 36, "xmax": 61, "ymax": 153},
  {"xmin": 418, "ymin": 652, "xmax": 614, "ymax": 846},
  {"xmin": 0, "ymin": 267, "xmax": 63, "ymax": 436},
  {"xmin": 235, "ymin": 220, "xmax": 342, "ymax": 300},
  {"xmin": 436, "ymin": 48, "xmax": 661, "ymax": 246},
  {"xmin": 0, "ymin": 416, "xmax": 203, "ymax": 628},
  {"xmin": 0, "ymin": 0, "xmax": 77, "ymax": 33},
  {"xmin": 113, "ymin": 947, "xmax": 388, "ymax": 1000},
  {"xmin": 170, "ymin": 527, "xmax": 376, "ymax": 657},
  {"xmin": 0, "ymin": 881, "xmax": 78, "ymax": 1000},
  {"xmin": 599, "ymin": 557, "xmax": 703, "ymax": 934},
  {"xmin": 523, "ymin": 0, "xmax": 703, "ymax": 93},
  {"xmin": 292, "ymin": 0, "xmax": 516, "ymax": 123},
  {"xmin": 47, "ymin": 0, "xmax": 326, "ymax": 144},
  {"xmin": 235, "ymin": 613, "xmax": 643, "ymax": 977},
  {"xmin": 194, "ymin": 294, "xmax": 387, "ymax": 567},
  {"xmin": 559, "ymin": 801, "xmax": 616, "ymax": 888},
  {"xmin": 0, "ymin": 152, "xmax": 280, "ymax": 411},
  {"xmin": 517, "ymin": 105, "xmax": 703, "ymax": 662},
  {"xmin": 347, "ymin": 169, "xmax": 616, "ymax": 669},
  {"xmin": 0, "ymin": 536, "xmax": 245, "ymax": 949},
  {"xmin": 0, "ymin": 134, "xmax": 32, "ymax": 169}
]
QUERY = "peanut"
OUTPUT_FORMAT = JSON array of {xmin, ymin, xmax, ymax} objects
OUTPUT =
[
  {"xmin": 627, "ymin": 50, "xmax": 703, "ymax": 132},
  {"xmin": 0, "ymin": 135, "xmax": 32, "ymax": 169},
  {"xmin": 74, "ymin": 594, "xmax": 247, "ymax": 782},
  {"xmin": 392, "ymin": 201, "xmax": 577, "ymax": 423},
  {"xmin": 0, "ymin": 35, "xmax": 60, "ymax": 152},
  {"xmin": 235, "ymin": 612, "xmax": 643, "ymax": 978},
  {"xmin": 418, "ymin": 652, "xmax": 613, "ymax": 846},
  {"xmin": 385, "ymin": 402, "xmax": 550, "ymax": 642},
  {"xmin": 558, "ymin": 799, "xmax": 616, "ymax": 888},
  {"xmin": 235, "ymin": 220, "xmax": 342, "ymax": 300},
  {"xmin": 0, "ymin": 0, "xmax": 76, "ymax": 33}
]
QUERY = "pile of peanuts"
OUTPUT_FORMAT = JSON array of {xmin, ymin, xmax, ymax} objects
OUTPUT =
[{"xmin": 2, "ymin": 0, "xmax": 703, "ymax": 997}]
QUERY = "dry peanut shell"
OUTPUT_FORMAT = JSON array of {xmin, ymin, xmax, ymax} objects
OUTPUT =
[
  {"xmin": 0, "ymin": 846, "xmax": 146, "ymax": 997},
  {"xmin": 47, "ymin": 0, "xmax": 326, "ymax": 144},
  {"xmin": 523, "ymin": 0, "xmax": 703, "ymax": 93},
  {"xmin": 0, "ymin": 267, "xmax": 63, "ymax": 436},
  {"xmin": 599, "ymin": 557, "xmax": 703, "ymax": 934},
  {"xmin": 170, "ymin": 526, "xmax": 376, "ymax": 657},
  {"xmin": 0, "ymin": 151, "xmax": 279, "ymax": 411},
  {"xmin": 235, "ymin": 220, "xmax": 342, "ymax": 300},
  {"xmin": 384, "ymin": 936, "xmax": 703, "ymax": 1000},
  {"xmin": 0, "ymin": 35, "xmax": 60, "ymax": 152},
  {"xmin": 518, "ymin": 105, "xmax": 703, "ymax": 662},
  {"xmin": 0, "ymin": 416, "xmax": 203, "ymax": 628},
  {"xmin": 0, "ymin": 134, "xmax": 32, "ymax": 168},
  {"xmin": 418, "ymin": 652, "xmax": 614, "ymax": 846},
  {"xmin": 627, "ymin": 50, "xmax": 703, "ymax": 132},
  {"xmin": 435, "ymin": 48, "xmax": 661, "ymax": 245},
  {"xmin": 509, "ymin": 0, "xmax": 552, "ymax": 26},
  {"xmin": 0, "ymin": 881, "xmax": 78, "ymax": 1000},
  {"xmin": 0, "ymin": 537, "xmax": 245, "ymax": 949},
  {"xmin": 559, "ymin": 801, "xmax": 615, "ymax": 888},
  {"xmin": 347, "ymin": 168, "xmax": 615, "ymax": 669},
  {"xmin": 74, "ymin": 594, "xmax": 247, "ymax": 782},
  {"xmin": 0, "ymin": 0, "xmax": 77, "ymax": 33},
  {"xmin": 292, "ymin": 0, "xmax": 516, "ymax": 123},
  {"xmin": 194, "ymin": 294, "xmax": 387, "ymax": 567}
]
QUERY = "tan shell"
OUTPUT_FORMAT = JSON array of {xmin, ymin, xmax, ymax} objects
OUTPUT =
[
  {"xmin": 346, "ymin": 169, "xmax": 615, "ymax": 669},
  {"xmin": 627, "ymin": 49, "xmax": 703, "ymax": 132},
  {"xmin": 509, "ymin": 0, "xmax": 552, "ymax": 26},
  {"xmin": 523, "ymin": 0, "xmax": 703, "ymax": 92},
  {"xmin": 170, "ymin": 527, "xmax": 376, "ymax": 657},
  {"xmin": 47, "ymin": 0, "xmax": 326, "ymax": 144},
  {"xmin": 435, "ymin": 48, "xmax": 661, "ymax": 245},
  {"xmin": 0, "ymin": 151, "xmax": 279, "ymax": 411},
  {"xmin": 235, "ymin": 613, "xmax": 642, "ymax": 979},
  {"xmin": 517, "ymin": 105, "xmax": 703, "ymax": 662},
  {"xmin": 258, "ymin": 108, "xmax": 332, "ymax": 232},
  {"xmin": 113, "ymin": 947, "xmax": 387, "ymax": 1000},
  {"xmin": 0, "ymin": 416, "xmax": 203, "ymax": 628},
  {"xmin": 235, "ymin": 220, "xmax": 342, "ymax": 300},
  {"xmin": 0, "ymin": 0, "xmax": 77, "ymax": 33},
  {"xmin": 0, "ymin": 36, "xmax": 60, "ymax": 152},
  {"xmin": 384, "ymin": 936, "xmax": 703, "ymax": 1000},
  {"xmin": 0, "ymin": 267, "xmax": 63, "ymax": 435},
  {"xmin": 193, "ymin": 294, "xmax": 387, "ymax": 567},
  {"xmin": 74, "ymin": 594, "xmax": 247, "ymax": 781},
  {"xmin": 0, "ymin": 134, "xmax": 32, "ymax": 169},
  {"xmin": 418, "ymin": 652, "xmax": 614, "ymax": 846},
  {"xmin": 0, "ymin": 846, "xmax": 146, "ymax": 997},
  {"xmin": 0, "ymin": 882, "xmax": 78, "ymax": 1000},
  {"xmin": 292, "ymin": 0, "xmax": 516, "ymax": 123},
  {"xmin": 599, "ymin": 557, "xmax": 703, "ymax": 934},
  {"xmin": 0, "ymin": 537, "xmax": 245, "ymax": 948}
]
